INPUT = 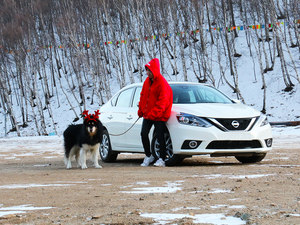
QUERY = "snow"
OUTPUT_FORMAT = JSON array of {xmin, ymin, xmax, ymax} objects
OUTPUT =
[
  {"xmin": 0, "ymin": 125, "xmax": 298, "ymax": 162},
  {"xmin": 0, "ymin": 126, "xmax": 298, "ymax": 222},
  {"xmin": 227, "ymin": 174, "xmax": 276, "ymax": 179},
  {"xmin": 172, "ymin": 207, "xmax": 201, "ymax": 212},
  {"xmin": 0, "ymin": 211, "xmax": 26, "ymax": 217},
  {"xmin": 0, "ymin": 183, "xmax": 74, "ymax": 189},
  {"xmin": 0, "ymin": 18, "xmax": 299, "ymax": 138},
  {"xmin": 208, "ymin": 189, "xmax": 232, "ymax": 193},
  {"xmin": 140, "ymin": 213, "xmax": 246, "ymax": 225},
  {"xmin": 0, "ymin": 205, "xmax": 53, "ymax": 211},
  {"xmin": 198, "ymin": 173, "xmax": 276, "ymax": 180},
  {"xmin": 210, "ymin": 204, "xmax": 247, "ymax": 210},
  {"xmin": 120, "ymin": 181, "xmax": 183, "ymax": 194},
  {"xmin": 0, "ymin": 8, "xmax": 299, "ymax": 225},
  {"xmin": 0, "ymin": 204, "xmax": 54, "ymax": 217}
]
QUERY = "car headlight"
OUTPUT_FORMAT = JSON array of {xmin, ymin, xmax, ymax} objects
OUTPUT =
[
  {"xmin": 176, "ymin": 113, "xmax": 212, "ymax": 128},
  {"xmin": 259, "ymin": 114, "xmax": 269, "ymax": 127}
]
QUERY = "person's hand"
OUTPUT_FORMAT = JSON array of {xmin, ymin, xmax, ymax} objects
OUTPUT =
[{"xmin": 138, "ymin": 110, "xmax": 143, "ymax": 118}]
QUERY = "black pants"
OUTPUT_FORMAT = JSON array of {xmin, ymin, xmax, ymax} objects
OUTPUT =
[{"xmin": 141, "ymin": 119, "xmax": 167, "ymax": 160}]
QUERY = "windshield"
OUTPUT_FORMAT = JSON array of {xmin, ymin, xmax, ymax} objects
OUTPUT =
[{"xmin": 171, "ymin": 84, "xmax": 233, "ymax": 104}]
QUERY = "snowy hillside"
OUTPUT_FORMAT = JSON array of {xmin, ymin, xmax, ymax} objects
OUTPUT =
[{"xmin": 0, "ymin": 0, "xmax": 299, "ymax": 137}]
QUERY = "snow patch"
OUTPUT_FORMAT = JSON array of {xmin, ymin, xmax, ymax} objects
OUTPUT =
[
  {"xmin": 171, "ymin": 206, "xmax": 201, "ymax": 212},
  {"xmin": 141, "ymin": 213, "xmax": 246, "ymax": 225},
  {"xmin": 0, "ymin": 183, "xmax": 74, "ymax": 189},
  {"xmin": 200, "ymin": 174, "xmax": 276, "ymax": 179},
  {"xmin": 0, "ymin": 204, "xmax": 53, "ymax": 217},
  {"xmin": 120, "ymin": 181, "xmax": 183, "ymax": 194},
  {"xmin": 208, "ymin": 189, "xmax": 232, "ymax": 194}
]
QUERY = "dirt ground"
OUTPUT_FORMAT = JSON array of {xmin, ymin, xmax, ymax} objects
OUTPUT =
[{"xmin": 0, "ymin": 136, "xmax": 299, "ymax": 225}]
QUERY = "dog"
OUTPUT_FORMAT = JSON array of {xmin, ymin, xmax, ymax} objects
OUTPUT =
[{"xmin": 63, "ymin": 110, "xmax": 103, "ymax": 169}]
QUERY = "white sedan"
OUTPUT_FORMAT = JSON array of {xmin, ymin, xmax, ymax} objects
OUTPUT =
[{"xmin": 99, "ymin": 82, "xmax": 272, "ymax": 166}]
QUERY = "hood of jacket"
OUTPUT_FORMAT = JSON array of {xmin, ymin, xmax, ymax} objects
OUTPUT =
[{"xmin": 145, "ymin": 58, "xmax": 161, "ymax": 80}]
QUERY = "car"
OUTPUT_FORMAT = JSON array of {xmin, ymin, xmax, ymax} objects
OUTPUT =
[{"xmin": 99, "ymin": 82, "xmax": 272, "ymax": 166}]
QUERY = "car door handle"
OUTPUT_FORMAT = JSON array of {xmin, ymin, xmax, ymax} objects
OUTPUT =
[
  {"xmin": 127, "ymin": 115, "xmax": 133, "ymax": 120},
  {"xmin": 108, "ymin": 115, "xmax": 113, "ymax": 120}
]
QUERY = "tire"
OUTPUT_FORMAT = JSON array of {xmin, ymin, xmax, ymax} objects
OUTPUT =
[
  {"xmin": 99, "ymin": 129, "xmax": 118, "ymax": 162},
  {"xmin": 235, "ymin": 153, "xmax": 266, "ymax": 163},
  {"xmin": 151, "ymin": 131, "xmax": 184, "ymax": 166}
]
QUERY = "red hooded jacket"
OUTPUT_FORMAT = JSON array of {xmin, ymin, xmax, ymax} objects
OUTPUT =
[{"xmin": 138, "ymin": 58, "xmax": 173, "ymax": 122}]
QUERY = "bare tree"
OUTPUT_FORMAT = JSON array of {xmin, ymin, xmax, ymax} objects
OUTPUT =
[{"xmin": 0, "ymin": 0, "xmax": 299, "ymax": 136}]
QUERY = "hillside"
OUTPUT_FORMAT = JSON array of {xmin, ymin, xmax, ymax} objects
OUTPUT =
[{"xmin": 0, "ymin": 0, "xmax": 299, "ymax": 137}]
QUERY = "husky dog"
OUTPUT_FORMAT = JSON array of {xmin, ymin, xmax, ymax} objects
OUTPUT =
[{"xmin": 63, "ymin": 110, "xmax": 103, "ymax": 169}]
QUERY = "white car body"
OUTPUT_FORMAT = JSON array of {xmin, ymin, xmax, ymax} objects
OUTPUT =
[{"xmin": 99, "ymin": 82, "xmax": 272, "ymax": 165}]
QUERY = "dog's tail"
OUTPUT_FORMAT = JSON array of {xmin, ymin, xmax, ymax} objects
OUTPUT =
[{"xmin": 63, "ymin": 143, "xmax": 72, "ymax": 166}]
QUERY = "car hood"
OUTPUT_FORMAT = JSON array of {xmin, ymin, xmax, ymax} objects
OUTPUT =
[{"xmin": 172, "ymin": 103, "xmax": 260, "ymax": 118}]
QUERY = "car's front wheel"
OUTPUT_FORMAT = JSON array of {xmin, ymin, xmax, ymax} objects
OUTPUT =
[
  {"xmin": 235, "ymin": 153, "xmax": 266, "ymax": 163},
  {"xmin": 99, "ymin": 129, "xmax": 118, "ymax": 162},
  {"xmin": 151, "ymin": 132, "xmax": 184, "ymax": 166}
]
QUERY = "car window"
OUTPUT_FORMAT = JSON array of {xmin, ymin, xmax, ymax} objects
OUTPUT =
[
  {"xmin": 115, "ymin": 88, "xmax": 134, "ymax": 107},
  {"xmin": 111, "ymin": 94, "xmax": 118, "ymax": 106},
  {"xmin": 196, "ymin": 86, "xmax": 232, "ymax": 103},
  {"xmin": 132, "ymin": 86, "xmax": 142, "ymax": 107},
  {"xmin": 171, "ymin": 84, "xmax": 232, "ymax": 104}
]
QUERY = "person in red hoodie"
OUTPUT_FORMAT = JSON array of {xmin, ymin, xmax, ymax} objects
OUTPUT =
[{"xmin": 138, "ymin": 58, "xmax": 173, "ymax": 167}]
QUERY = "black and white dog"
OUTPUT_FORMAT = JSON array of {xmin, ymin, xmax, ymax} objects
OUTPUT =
[{"xmin": 63, "ymin": 110, "xmax": 103, "ymax": 169}]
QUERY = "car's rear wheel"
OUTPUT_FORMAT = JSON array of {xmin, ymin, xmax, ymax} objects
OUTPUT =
[
  {"xmin": 235, "ymin": 153, "xmax": 266, "ymax": 163},
  {"xmin": 99, "ymin": 129, "xmax": 118, "ymax": 162},
  {"xmin": 151, "ymin": 132, "xmax": 184, "ymax": 166}
]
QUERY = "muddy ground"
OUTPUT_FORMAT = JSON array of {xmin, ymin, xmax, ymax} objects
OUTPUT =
[{"xmin": 0, "ymin": 135, "xmax": 299, "ymax": 225}]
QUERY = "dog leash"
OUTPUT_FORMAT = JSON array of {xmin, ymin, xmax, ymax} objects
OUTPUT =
[{"xmin": 109, "ymin": 117, "xmax": 141, "ymax": 136}]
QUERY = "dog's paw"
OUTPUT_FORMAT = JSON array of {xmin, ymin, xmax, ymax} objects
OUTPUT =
[
  {"xmin": 81, "ymin": 164, "xmax": 88, "ymax": 169},
  {"xmin": 66, "ymin": 164, "xmax": 72, "ymax": 169},
  {"xmin": 95, "ymin": 165, "xmax": 102, "ymax": 169}
]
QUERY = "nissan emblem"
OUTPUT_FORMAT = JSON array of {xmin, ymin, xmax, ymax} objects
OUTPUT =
[{"xmin": 231, "ymin": 120, "xmax": 240, "ymax": 128}]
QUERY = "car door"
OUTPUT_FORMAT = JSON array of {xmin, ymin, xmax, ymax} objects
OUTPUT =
[
  {"xmin": 106, "ymin": 87, "xmax": 135, "ymax": 149},
  {"xmin": 120, "ymin": 86, "xmax": 144, "ymax": 151}
]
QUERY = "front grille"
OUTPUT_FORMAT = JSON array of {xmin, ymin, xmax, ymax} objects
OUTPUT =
[
  {"xmin": 214, "ymin": 118, "xmax": 252, "ymax": 130},
  {"xmin": 206, "ymin": 140, "xmax": 262, "ymax": 149}
]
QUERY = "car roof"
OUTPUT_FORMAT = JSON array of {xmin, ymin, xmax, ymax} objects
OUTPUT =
[
  {"xmin": 122, "ymin": 81, "xmax": 209, "ymax": 89},
  {"xmin": 115, "ymin": 82, "xmax": 213, "ymax": 98},
  {"xmin": 169, "ymin": 81, "xmax": 209, "ymax": 86}
]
